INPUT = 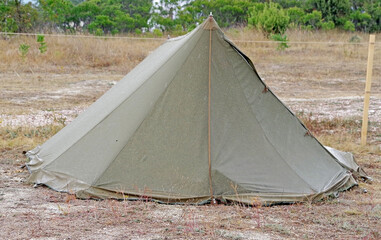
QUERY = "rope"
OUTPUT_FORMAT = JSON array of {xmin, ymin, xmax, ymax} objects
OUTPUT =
[
  {"xmin": 231, "ymin": 40, "xmax": 375, "ymax": 45},
  {"xmin": 1, "ymin": 31, "xmax": 380, "ymax": 45},
  {"xmin": 0, "ymin": 32, "xmax": 166, "ymax": 41}
]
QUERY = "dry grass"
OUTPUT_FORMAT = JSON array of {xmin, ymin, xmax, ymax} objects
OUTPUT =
[
  {"xmin": 1, "ymin": 28, "xmax": 381, "ymax": 239},
  {"xmin": 0, "ymin": 35, "xmax": 164, "ymax": 73}
]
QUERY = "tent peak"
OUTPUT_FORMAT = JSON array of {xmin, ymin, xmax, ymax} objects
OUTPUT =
[{"xmin": 203, "ymin": 15, "xmax": 219, "ymax": 30}]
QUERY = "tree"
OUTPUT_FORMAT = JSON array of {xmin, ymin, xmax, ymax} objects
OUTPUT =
[
  {"xmin": 305, "ymin": 0, "xmax": 351, "ymax": 26},
  {"xmin": 38, "ymin": 0, "xmax": 74, "ymax": 31},
  {"xmin": 177, "ymin": 0, "xmax": 256, "ymax": 29},
  {"xmin": 0, "ymin": 0, "xmax": 38, "ymax": 32},
  {"xmin": 287, "ymin": 7, "xmax": 306, "ymax": 27}
]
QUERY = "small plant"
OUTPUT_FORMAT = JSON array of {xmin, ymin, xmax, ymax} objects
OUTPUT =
[
  {"xmin": 349, "ymin": 35, "xmax": 361, "ymax": 43},
  {"xmin": 94, "ymin": 28, "xmax": 104, "ymax": 36},
  {"xmin": 135, "ymin": 28, "xmax": 142, "ymax": 35},
  {"xmin": 343, "ymin": 20, "xmax": 355, "ymax": 32},
  {"xmin": 271, "ymin": 34, "xmax": 289, "ymax": 51},
  {"xmin": 37, "ymin": 35, "xmax": 47, "ymax": 53},
  {"xmin": 248, "ymin": 3, "xmax": 290, "ymax": 37},
  {"xmin": 153, "ymin": 28, "xmax": 163, "ymax": 37},
  {"xmin": 321, "ymin": 21, "xmax": 335, "ymax": 31},
  {"xmin": 19, "ymin": 43, "xmax": 30, "ymax": 60}
]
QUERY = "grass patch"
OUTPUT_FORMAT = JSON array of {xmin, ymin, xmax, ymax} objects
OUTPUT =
[{"xmin": 0, "ymin": 125, "xmax": 63, "ymax": 155}]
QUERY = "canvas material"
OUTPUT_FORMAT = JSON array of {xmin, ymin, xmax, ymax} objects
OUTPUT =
[{"xmin": 26, "ymin": 17, "xmax": 365, "ymax": 204}]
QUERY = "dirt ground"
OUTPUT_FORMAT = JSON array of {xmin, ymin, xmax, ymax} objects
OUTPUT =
[{"xmin": 1, "ymin": 35, "xmax": 381, "ymax": 239}]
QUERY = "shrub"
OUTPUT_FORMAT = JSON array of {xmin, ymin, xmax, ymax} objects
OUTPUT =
[
  {"xmin": 94, "ymin": 28, "xmax": 104, "ymax": 36},
  {"xmin": 135, "ymin": 28, "xmax": 142, "ymax": 35},
  {"xmin": 321, "ymin": 21, "xmax": 335, "ymax": 30},
  {"xmin": 153, "ymin": 28, "xmax": 163, "ymax": 37},
  {"xmin": 303, "ymin": 10, "xmax": 322, "ymax": 30},
  {"xmin": 343, "ymin": 20, "xmax": 355, "ymax": 32},
  {"xmin": 287, "ymin": 7, "xmax": 305, "ymax": 27},
  {"xmin": 248, "ymin": 3, "xmax": 290, "ymax": 37}
]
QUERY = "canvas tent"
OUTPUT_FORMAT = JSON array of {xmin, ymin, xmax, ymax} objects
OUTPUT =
[{"xmin": 26, "ymin": 16, "xmax": 367, "ymax": 205}]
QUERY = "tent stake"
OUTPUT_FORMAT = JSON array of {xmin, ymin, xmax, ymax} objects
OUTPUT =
[{"xmin": 361, "ymin": 34, "xmax": 375, "ymax": 146}]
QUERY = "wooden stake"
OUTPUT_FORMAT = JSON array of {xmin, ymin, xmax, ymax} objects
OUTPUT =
[{"xmin": 361, "ymin": 34, "xmax": 376, "ymax": 146}]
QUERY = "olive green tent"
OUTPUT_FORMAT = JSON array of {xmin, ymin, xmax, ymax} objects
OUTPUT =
[{"xmin": 26, "ymin": 16, "xmax": 366, "ymax": 205}]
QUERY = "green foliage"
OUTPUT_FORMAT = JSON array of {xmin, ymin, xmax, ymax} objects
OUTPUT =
[
  {"xmin": 287, "ymin": 7, "xmax": 305, "ymax": 27},
  {"xmin": 153, "ymin": 28, "xmax": 163, "ymax": 37},
  {"xmin": 1, "ymin": 0, "xmax": 381, "ymax": 34},
  {"xmin": 134, "ymin": 28, "xmax": 142, "ymax": 35},
  {"xmin": 39, "ymin": 0, "xmax": 152, "ymax": 34},
  {"xmin": 19, "ymin": 43, "xmax": 30, "ymax": 59},
  {"xmin": 321, "ymin": 20, "xmax": 335, "ymax": 30},
  {"xmin": 37, "ymin": 35, "xmax": 47, "ymax": 53},
  {"xmin": 303, "ymin": 10, "xmax": 322, "ymax": 30},
  {"xmin": 0, "ymin": 1, "xmax": 38, "ymax": 33},
  {"xmin": 94, "ymin": 28, "xmax": 103, "ymax": 36},
  {"xmin": 39, "ymin": 0, "xmax": 74, "ymax": 30},
  {"xmin": 174, "ymin": 0, "xmax": 256, "ymax": 30},
  {"xmin": 305, "ymin": 0, "xmax": 351, "ymax": 25},
  {"xmin": 270, "ymin": 34, "xmax": 289, "ymax": 51},
  {"xmin": 350, "ymin": 10, "xmax": 372, "ymax": 32},
  {"xmin": 248, "ymin": 3, "xmax": 290, "ymax": 36},
  {"xmin": 343, "ymin": 20, "xmax": 355, "ymax": 32}
]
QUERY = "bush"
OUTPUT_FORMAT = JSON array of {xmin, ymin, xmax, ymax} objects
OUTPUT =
[
  {"xmin": 343, "ymin": 20, "xmax": 355, "ymax": 32},
  {"xmin": 321, "ymin": 20, "xmax": 335, "ymax": 30},
  {"xmin": 303, "ymin": 10, "xmax": 322, "ymax": 30},
  {"xmin": 248, "ymin": 3, "xmax": 290, "ymax": 37},
  {"xmin": 135, "ymin": 28, "xmax": 142, "ymax": 35},
  {"xmin": 153, "ymin": 28, "xmax": 163, "ymax": 37},
  {"xmin": 287, "ymin": 7, "xmax": 305, "ymax": 27},
  {"xmin": 94, "ymin": 28, "xmax": 104, "ymax": 36}
]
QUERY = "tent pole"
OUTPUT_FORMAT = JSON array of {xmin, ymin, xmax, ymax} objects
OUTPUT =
[{"xmin": 208, "ymin": 15, "xmax": 215, "ymax": 203}]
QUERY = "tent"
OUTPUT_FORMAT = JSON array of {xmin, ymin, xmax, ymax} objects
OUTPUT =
[{"xmin": 26, "ymin": 16, "xmax": 367, "ymax": 205}]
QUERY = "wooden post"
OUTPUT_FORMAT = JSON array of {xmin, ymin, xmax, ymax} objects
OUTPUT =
[{"xmin": 361, "ymin": 34, "xmax": 376, "ymax": 146}]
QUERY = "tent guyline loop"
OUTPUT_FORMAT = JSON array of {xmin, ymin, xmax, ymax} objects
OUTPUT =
[{"xmin": 208, "ymin": 14, "xmax": 215, "ymax": 204}]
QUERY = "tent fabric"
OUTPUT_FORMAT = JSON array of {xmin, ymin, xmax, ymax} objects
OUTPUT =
[{"xmin": 26, "ymin": 16, "xmax": 366, "ymax": 205}]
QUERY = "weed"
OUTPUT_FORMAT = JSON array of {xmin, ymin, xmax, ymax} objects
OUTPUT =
[
  {"xmin": 37, "ymin": 35, "xmax": 47, "ymax": 54},
  {"xmin": 271, "ymin": 33, "xmax": 289, "ymax": 50},
  {"xmin": 19, "ymin": 43, "xmax": 30, "ymax": 60}
]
